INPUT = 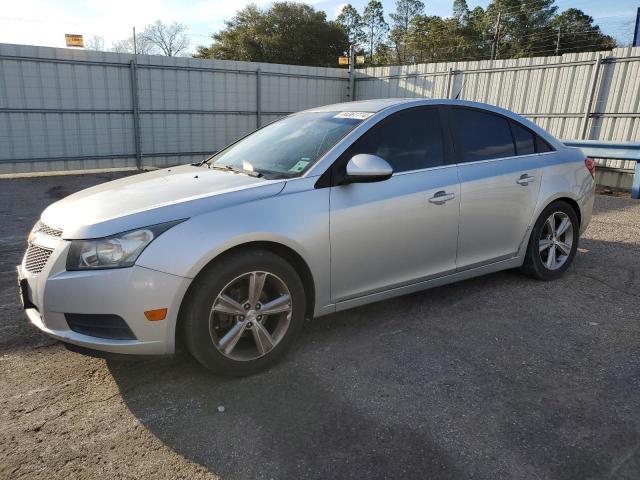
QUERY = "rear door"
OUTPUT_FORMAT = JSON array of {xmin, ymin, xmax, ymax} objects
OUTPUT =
[
  {"xmin": 447, "ymin": 107, "xmax": 544, "ymax": 270},
  {"xmin": 329, "ymin": 107, "xmax": 460, "ymax": 302}
]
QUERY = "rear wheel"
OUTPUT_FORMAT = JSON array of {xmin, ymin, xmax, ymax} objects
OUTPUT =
[
  {"xmin": 521, "ymin": 201, "xmax": 579, "ymax": 281},
  {"xmin": 182, "ymin": 249, "xmax": 306, "ymax": 376}
]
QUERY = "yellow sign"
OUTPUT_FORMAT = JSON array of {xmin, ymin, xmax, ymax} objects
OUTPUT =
[
  {"xmin": 338, "ymin": 56, "xmax": 349, "ymax": 65},
  {"xmin": 65, "ymin": 34, "xmax": 84, "ymax": 48},
  {"xmin": 356, "ymin": 55, "xmax": 365, "ymax": 64}
]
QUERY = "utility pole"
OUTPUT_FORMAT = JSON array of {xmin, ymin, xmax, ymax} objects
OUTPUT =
[
  {"xmin": 555, "ymin": 27, "xmax": 561, "ymax": 56},
  {"xmin": 348, "ymin": 44, "xmax": 355, "ymax": 101},
  {"xmin": 633, "ymin": 7, "xmax": 640, "ymax": 47},
  {"xmin": 491, "ymin": 11, "xmax": 501, "ymax": 61},
  {"xmin": 132, "ymin": 27, "xmax": 138, "ymax": 57}
]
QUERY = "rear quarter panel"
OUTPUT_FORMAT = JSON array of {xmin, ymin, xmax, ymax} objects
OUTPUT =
[{"xmin": 531, "ymin": 148, "xmax": 595, "ymax": 239}]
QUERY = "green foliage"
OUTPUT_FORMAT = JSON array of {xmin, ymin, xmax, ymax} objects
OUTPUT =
[
  {"xmin": 194, "ymin": 0, "xmax": 617, "ymax": 67},
  {"xmin": 550, "ymin": 8, "xmax": 616, "ymax": 55},
  {"xmin": 194, "ymin": 2, "xmax": 348, "ymax": 67},
  {"xmin": 362, "ymin": 0, "xmax": 388, "ymax": 64},
  {"xmin": 336, "ymin": 4, "xmax": 366, "ymax": 46},
  {"xmin": 389, "ymin": 0, "xmax": 425, "ymax": 64}
]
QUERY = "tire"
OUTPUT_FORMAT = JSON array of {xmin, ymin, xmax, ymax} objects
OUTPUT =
[
  {"xmin": 182, "ymin": 249, "xmax": 306, "ymax": 376},
  {"xmin": 520, "ymin": 200, "xmax": 580, "ymax": 281}
]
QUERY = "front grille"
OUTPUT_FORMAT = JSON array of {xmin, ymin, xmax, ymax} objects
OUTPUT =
[
  {"xmin": 65, "ymin": 314, "xmax": 136, "ymax": 340},
  {"xmin": 34, "ymin": 221, "xmax": 62, "ymax": 238},
  {"xmin": 24, "ymin": 244, "xmax": 54, "ymax": 275}
]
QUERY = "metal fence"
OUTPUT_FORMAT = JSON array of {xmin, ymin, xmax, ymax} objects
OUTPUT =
[
  {"xmin": 355, "ymin": 47, "xmax": 640, "ymax": 190},
  {"xmin": 0, "ymin": 43, "xmax": 350, "ymax": 174},
  {"xmin": 1, "ymin": 43, "xmax": 639, "ymax": 181}
]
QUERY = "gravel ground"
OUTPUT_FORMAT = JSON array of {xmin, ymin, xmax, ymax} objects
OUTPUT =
[{"xmin": 1, "ymin": 173, "xmax": 639, "ymax": 480}]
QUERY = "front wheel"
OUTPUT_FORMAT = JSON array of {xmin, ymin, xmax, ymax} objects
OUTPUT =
[
  {"xmin": 521, "ymin": 201, "xmax": 580, "ymax": 281},
  {"xmin": 182, "ymin": 249, "xmax": 306, "ymax": 376}
]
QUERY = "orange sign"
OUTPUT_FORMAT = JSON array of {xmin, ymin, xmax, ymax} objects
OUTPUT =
[
  {"xmin": 65, "ymin": 34, "xmax": 84, "ymax": 47},
  {"xmin": 338, "ymin": 56, "xmax": 349, "ymax": 65}
]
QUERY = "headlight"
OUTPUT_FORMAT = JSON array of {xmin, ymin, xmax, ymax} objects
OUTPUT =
[{"xmin": 66, "ymin": 220, "xmax": 183, "ymax": 271}]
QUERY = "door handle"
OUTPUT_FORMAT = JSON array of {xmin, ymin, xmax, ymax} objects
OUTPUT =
[
  {"xmin": 516, "ymin": 174, "xmax": 536, "ymax": 186},
  {"xmin": 428, "ymin": 191, "xmax": 456, "ymax": 205}
]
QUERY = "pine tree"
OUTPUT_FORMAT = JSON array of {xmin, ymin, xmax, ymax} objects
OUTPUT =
[
  {"xmin": 336, "ymin": 4, "xmax": 366, "ymax": 47},
  {"xmin": 390, "ymin": 0, "xmax": 425, "ymax": 64},
  {"xmin": 362, "ymin": 0, "xmax": 389, "ymax": 64}
]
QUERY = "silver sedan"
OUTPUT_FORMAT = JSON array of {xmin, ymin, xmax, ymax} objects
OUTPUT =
[{"xmin": 18, "ymin": 99, "xmax": 595, "ymax": 375}]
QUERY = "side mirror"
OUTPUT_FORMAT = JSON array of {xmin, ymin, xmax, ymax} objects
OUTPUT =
[{"xmin": 341, "ymin": 154, "xmax": 393, "ymax": 184}]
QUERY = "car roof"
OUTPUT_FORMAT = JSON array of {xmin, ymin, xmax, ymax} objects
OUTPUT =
[
  {"xmin": 306, "ymin": 98, "xmax": 419, "ymax": 113},
  {"xmin": 305, "ymin": 98, "xmax": 524, "ymax": 115},
  {"xmin": 303, "ymin": 98, "xmax": 564, "ymax": 151}
]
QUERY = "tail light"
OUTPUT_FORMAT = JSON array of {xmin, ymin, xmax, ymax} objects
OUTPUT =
[{"xmin": 584, "ymin": 157, "xmax": 596, "ymax": 179}]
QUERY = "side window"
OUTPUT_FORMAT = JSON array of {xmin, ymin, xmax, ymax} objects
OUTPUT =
[
  {"xmin": 348, "ymin": 108, "xmax": 444, "ymax": 173},
  {"xmin": 510, "ymin": 121, "xmax": 535, "ymax": 155},
  {"xmin": 536, "ymin": 135, "xmax": 553, "ymax": 153},
  {"xmin": 450, "ymin": 108, "xmax": 515, "ymax": 162}
]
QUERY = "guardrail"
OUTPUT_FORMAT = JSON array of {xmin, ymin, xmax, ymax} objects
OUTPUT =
[{"xmin": 562, "ymin": 140, "xmax": 640, "ymax": 199}]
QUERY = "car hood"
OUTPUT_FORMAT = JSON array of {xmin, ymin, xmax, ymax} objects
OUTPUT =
[{"xmin": 41, "ymin": 164, "xmax": 286, "ymax": 239}]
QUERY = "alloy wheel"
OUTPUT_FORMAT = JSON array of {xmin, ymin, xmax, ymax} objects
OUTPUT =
[
  {"xmin": 538, "ymin": 211, "xmax": 574, "ymax": 271},
  {"xmin": 209, "ymin": 271, "xmax": 292, "ymax": 361}
]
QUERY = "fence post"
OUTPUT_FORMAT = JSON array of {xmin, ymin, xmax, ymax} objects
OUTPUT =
[
  {"xmin": 129, "ymin": 60, "xmax": 142, "ymax": 170},
  {"xmin": 632, "ymin": 162, "xmax": 640, "ymax": 200},
  {"xmin": 580, "ymin": 53, "xmax": 602, "ymax": 140},
  {"xmin": 446, "ymin": 67, "xmax": 454, "ymax": 98},
  {"xmin": 256, "ymin": 68, "xmax": 262, "ymax": 129},
  {"xmin": 348, "ymin": 44, "xmax": 355, "ymax": 101}
]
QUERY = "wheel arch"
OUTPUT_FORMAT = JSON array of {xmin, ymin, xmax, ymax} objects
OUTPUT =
[
  {"xmin": 175, "ymin": 240, "xmax": 316, "ymax": 349},
  {"xmin": 518, "ymin": 193, "xmax": 582, "ymax": 261},
  {"xmin": 536, "ymin": 194, "xmax": 582, "ymax": 228}
]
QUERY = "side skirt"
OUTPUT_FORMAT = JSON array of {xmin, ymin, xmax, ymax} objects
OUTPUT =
[{"xmin": 329, "ymin": 256, "xmax": 524, "ymax": 315}]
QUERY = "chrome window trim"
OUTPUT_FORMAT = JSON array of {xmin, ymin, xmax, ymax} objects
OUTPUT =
[
  {"xmin": 391, "ymin": 163, "xmax": 457, "ymax": 177},
  {"xmin": 451, "ymin": 151, "xmax": 556, "ymax": 167}
]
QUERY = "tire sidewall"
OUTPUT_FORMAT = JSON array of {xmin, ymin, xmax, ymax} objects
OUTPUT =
[
  {"xmin": 527, "ymin": 201, "xmax": 579, "ymax": 280},
  {"xmin": 182, "ymin": 249, "xmax": 306, "ymax": 376}
]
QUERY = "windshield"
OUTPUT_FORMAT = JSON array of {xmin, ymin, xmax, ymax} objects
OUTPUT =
[{"xmin": 207, "ymin": 112, "xmax": 366, "ymax": 178}]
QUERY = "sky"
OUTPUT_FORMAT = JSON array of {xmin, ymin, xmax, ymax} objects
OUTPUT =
[{"xmin": 0, "ymin": 0, "xmax": 637, "ymax": 54}]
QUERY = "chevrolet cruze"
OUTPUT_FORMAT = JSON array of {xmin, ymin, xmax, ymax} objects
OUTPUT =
[{"xmin": 18, "ymin": 99, "xmax": 595, "ymax": 375}]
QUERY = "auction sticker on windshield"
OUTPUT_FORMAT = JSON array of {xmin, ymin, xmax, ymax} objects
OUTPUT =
[
  {"xmin": 334, "ymin": 112, "xmax": 373, "ymax": 120},
  {"xmin": 289, "ymin": 159, "xmax": 310, "ymax": 173}
]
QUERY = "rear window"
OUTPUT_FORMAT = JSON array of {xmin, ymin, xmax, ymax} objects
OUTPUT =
[
  {"xmin": 510, "ymin": 122, "xmax": 535, "ymax": 155},
  {"xmin": 450, "ymin": 108, "xmax": 515, "ymax": 163},
  {"xmin": 536, "ymin": 136, "xmax": 554, "ymax": 153}
]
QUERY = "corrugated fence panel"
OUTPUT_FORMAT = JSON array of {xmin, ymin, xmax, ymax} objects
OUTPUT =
[
  {"xmin": 1, "ymin": 41, "xmax": 637, "ymax": 175},
  {"xmin": 0, "ymin": 43, "xmax": 349, "ymax": 173},
  {"xmin": 355, "ymin": 47, "xmax": 640, "ymax": 145}
]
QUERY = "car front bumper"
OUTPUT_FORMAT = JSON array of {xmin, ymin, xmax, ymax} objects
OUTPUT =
[{"xmin": 17, "ymin": 239, "xmax": 191, "ymax": 355}]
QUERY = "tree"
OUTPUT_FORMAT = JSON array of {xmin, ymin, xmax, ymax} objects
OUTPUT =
[
  {"xmin": 486, "ymin": 0, "xmax": 558, "ymax": 58},
  {"xmin": 111, "ymin": 35, "xmax": 155, "ymax": 55},
  {"xmin": 194, "ymin": 2, "xmax": 348, "ymax": 67},
  {"xmin": 453, "ymin": 0, "xmax": 469, "ymax": 24},
  {"xmin": 408, "ymin": 15, "xmax": 459, "ymax": 63},
  {"xmin": 550, "ymin": 8, "xmax": 615, "ymax": 54},
  {"xmin": 336, "ymin": 4, "xmax": 365, "ymax": 47},
  {"xmin": 389, "ymin": 0, "xmax": 425, "ymax": 64},
  {"xmin": 84, "ymin": 35, "xmax": 105, "ymax": 51},
  {"xmin": 362, "ymin": 0, "xmax": 388, "ymax": 63},
  {"xmin": 140, "ymin": 21, "xmax": 190, "ymax": 56}
]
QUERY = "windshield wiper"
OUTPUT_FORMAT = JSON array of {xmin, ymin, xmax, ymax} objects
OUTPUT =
[{"xmin": 210, "ymin": 164, "xmax": 263, "ymax": 178}]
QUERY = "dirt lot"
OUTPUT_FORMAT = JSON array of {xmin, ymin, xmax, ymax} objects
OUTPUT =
[{"xmin": 1, "ymin": 173, "xmax": 639, "ymax": 480}]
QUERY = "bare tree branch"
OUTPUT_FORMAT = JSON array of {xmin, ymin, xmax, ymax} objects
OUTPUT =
[
  {"xmin": 140, "ymin": 20, "xmax": 190, "ymax": 56},
  {"xmin": 84, "ymin": 35, "xmax": 105, "ymax": 51}
]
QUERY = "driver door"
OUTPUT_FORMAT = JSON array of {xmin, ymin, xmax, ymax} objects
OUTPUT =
[{"xmin": 329, "ymin": 107, "xmax": 460, "ymax": 303}]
